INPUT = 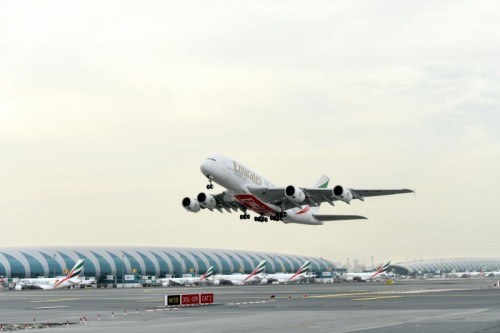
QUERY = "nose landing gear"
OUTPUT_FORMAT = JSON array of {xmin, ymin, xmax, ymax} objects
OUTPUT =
[{"xmin": 206, "ymin": 177, "xmax": 214, "ymax": 190}]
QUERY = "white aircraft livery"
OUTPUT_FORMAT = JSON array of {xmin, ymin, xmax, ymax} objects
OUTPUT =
[
  {"xmin": 15, "ymin": 259, "xmax": 85, "ymax": 290},
  {"xmin": 182, "ymin": 154, "xmax": 413, "ymax": 225},
  {"xmin": 162, "ymin": 266, "xmax": 215, "ymax": 286},
  {"xmin": 345, "ymin": 261, "xmax": 391, "ymax": 281},
  {"xmin": 262, "ymin": 260, "xmax": 314, "ymax": 284},
  {"xmin": 213, "ymin": 260, "xmax": 267, "ymax": 285}
]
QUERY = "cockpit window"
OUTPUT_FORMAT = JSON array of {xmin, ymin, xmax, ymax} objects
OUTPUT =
[{"xmin": 206, "ymin": 158, "xmax": 216, "ymax": 162}]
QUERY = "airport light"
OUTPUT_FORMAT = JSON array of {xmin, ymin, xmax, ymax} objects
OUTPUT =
[
  {"xmin": 179, "ymin": 254, "xmax": 184, "ymax": 278},
  {"xmin": 122, "ymin": 254, "xmax": 125, "ymax": 288},
  {"xmin": 228, "ymin": 255, "xmax": 233, "ymax": 274},
  {"xmin": 53, "ymin": 253, "xmax": 56, "ymax": 278}
]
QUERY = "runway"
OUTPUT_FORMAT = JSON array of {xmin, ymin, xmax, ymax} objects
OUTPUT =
[{"xmin": 1, "ymin": 279, "xmax": 499, "ymax": 332}]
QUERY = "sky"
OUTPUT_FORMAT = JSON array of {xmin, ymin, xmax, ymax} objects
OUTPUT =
[{"xmin": 1, "ymin": 1, "xmax": 499, "ymax": 266}]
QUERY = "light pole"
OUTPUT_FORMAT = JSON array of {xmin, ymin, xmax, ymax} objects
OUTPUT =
[
  {"xmin": 273, "ymin": 256, "xmax": 276, "ymax": 274},
  {"xmin": 180, "ymin": 254, "xmax": 184, "ymax": 277},
  {"xmin": 371, "ymin": 256, "xmax": 374, "ymax": 271},
  {"xmin": 122, "ymin": 254, "xmax": 125, "ymax": 288},
  {"xmin": 53, "ymin": 253, "xmax": 56, "ymax": 278}
]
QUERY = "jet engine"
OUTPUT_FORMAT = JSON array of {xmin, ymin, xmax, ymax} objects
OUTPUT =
[
  {"xmin": 285, "ymin": 185, "xmax": 306, "ymax": 203},
  {"xmin": 333, "ymin": 185, "xmax": 353, "ymax": 203},
  {"xmin": 182, "ymin": 197, "xmax": 201, "ymax": 212},
  {"xmin": 197, "ymin": 192, "xmax": 217, "ymax": 209}
]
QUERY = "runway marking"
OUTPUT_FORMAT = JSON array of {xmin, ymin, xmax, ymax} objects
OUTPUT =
[
  {"xmin": 310, "ymin": 292, "xmax": 375, "ymax": 299},
  {"xmin": 30, "ymin": 298, "xmax": 80, "ymax": 303},
  {"xmin": 138, "ymin": 298, "xmax": 167, "ymax": 302},
  {"xmin": 351, "ymin": 296, "xmax": 403, "ymax": 301},
  {"xmin": 34, "ymin": 306, "xmax": 69, "ymax": 309}
]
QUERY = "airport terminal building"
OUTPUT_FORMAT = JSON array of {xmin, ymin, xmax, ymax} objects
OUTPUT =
[
  {"xmin": 0, "ymin": 246, "xmax": 335, "ymax": 280},
  {"xmin": 392, "ymin": 258, "xmax": 500, "ymax": 275}
]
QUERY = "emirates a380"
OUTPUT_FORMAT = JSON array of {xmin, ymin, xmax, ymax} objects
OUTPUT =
[{"xmin": 182, "ymin": 154, "xmax": 413, "ymax": 225}]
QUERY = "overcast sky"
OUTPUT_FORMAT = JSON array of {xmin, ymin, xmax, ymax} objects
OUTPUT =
[{"xmin": 1, "ymin": 1, "xmax": 499, "ymax": 266}]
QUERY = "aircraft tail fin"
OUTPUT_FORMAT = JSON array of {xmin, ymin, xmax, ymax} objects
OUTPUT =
[
  {"xmin": 310, "ymin": 176, "xmax": 330, "ymax": 214},
  {"xmin": 200, "ymin": 266, "xmax": 215, "ymax": 280},
  {"xmin": 243, "ymin": 260, "xmax": 267, "ymax": 282},
  {"xmin": 288, "ymin": 260, "xmax": 311, "ymax": 280},
  {"xmin": 54, "ymin": 259, "xmax": 85, "ymax": 288},
  {"xmin": 313, "ymin": 175, "xmax": 330, "ymax": 189},
  {"xmin": 67, "ymin": 259, "xmax": 85, "ymax": 279}
]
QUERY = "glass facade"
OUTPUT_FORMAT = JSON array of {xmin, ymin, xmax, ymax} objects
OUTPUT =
[
  {"xmin": 0, "ymin": 246, "xmax": 336, "ymax": 280},
  {"xmin": 392, "ymin": 258, "xmax": 500, "ymax": 275}
]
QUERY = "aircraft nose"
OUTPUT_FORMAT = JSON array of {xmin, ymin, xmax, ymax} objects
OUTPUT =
[{"xmin": 200, "ymin": 159, "xmax": 212, "ymax": 177}]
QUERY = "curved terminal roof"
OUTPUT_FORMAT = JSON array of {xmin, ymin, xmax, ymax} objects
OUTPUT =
[
  {"xmin": 0, "ymin": 246, "xmax": 335, "ymax": 279},
  {"xmin": 391, "ymin": 258, "xmax": 500, "ymax": 275}
]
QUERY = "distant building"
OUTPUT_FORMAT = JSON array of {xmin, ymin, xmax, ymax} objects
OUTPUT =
[
  {"xmin": 391, "ymin": 258, "xmax": 500, "ymax": 275},
  {"xmin": 0, "ymin": 246, "xmax": 335, "ymax": 281}
]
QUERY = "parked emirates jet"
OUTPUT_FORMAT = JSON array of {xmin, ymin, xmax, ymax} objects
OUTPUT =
[
  {"xmin": 162, "ymin": 266, "xmax": 215, "ymax": 286},
  {"xmin": 345, "ymin": 261, "xmax": 391, "ymax": 282},
  {"xmin": 213, "ymin": 260, "xmax": 266, "ymax": 285},
  {"xmin": 182, "ymin": 154, "xmax": 413, "ymax": 225},
  {"xmin": 261, "ymin": 260, "xmax": 314, "ymax": 284},
  {"xmin": 15, "ymin": 259, "xmax": 85, "ymax": 290}
]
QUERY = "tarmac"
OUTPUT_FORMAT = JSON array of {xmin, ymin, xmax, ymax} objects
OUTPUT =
[{"xmin": 1, "ymin": 279, "xmax": 499, "ymax": 332}]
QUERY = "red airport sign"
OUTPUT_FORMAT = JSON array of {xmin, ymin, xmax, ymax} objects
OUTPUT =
[
  {"xmin": 181, "ymin": 294, "xmax": 200, "ymax": 305},
  {"xmin": 200, "ymin": 293, "xmax": 214, "ymax": 304},
  {"xmin": 166, "ymin": 293, "xmax": 214, "ymax": 306}
]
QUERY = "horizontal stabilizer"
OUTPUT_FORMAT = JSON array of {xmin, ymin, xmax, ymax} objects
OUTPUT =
[{"xmin": 313, "ymin": 214, "xmax": 367, "ymax": 222}]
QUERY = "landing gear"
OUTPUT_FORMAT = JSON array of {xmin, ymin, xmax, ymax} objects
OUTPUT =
[
  {"xmin": 206, "ymin": 178, "xmax": 214, "ymax": 190},
  {"xmin": 270, "ymin": 212, "xmax": 287, "ymax": 221},
  {"xmin": 239, "ymin": 214, "xmax": 250, "ymax": 220},
  {"xmin": 254, "ymin": 216, "xmax": 268, "ymax": 222}
]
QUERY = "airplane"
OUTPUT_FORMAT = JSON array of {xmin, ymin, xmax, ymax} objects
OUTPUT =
[
  {"xmin": 487, "ymin": 271, "xmax": 500, "ymax": 278},
  {"xmin": 345, "ymin": 261, "xmax": 391, "ymax": 282},
  {"xmin": 261, "ymin": 260, "xmax": 314, "ymax": 284},
  {"xmin": 182, "ymin": 154, "xmax": 413, "ymax": 225},
  {"xmin": 212, "ymin": 260, "xmax": 266, "ymax": 285},
  {"xmin": 450, "ymin": 267, "xmax": 488, "ymax": 278},
  {"xmin": 15, "ymin": 259, "xmax": 85, "ymax": 290},
  {"xmin": 161, "ymin": 266, "xmax": 215, "ymax": 286}
]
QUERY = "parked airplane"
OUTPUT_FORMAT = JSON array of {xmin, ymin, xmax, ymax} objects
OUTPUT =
[
  {"xmin": 261, "ymin": 260, "xmax": 314, "ymax": 284},
  {"xmin": 213, "ymin": 260, "xmax": 266, "ymax": 285},
  {"xmin": 345, "ymin": 261, "xmax": 391, "ymax": 282},
  {"xmin": 162, "ymin": 266, "xmax": 215, "ymax": 286},
  {"xmin": 182, "ymin": 154, "xmax": 413, "ymax": 225},
  {"xmin": 15, "ymin": 259, "xmax": 85, "ymax": 290},
  {"xmin": 450, "ymin": 267, "xmax": 488, "ymax": 278},
  {"xmin": 487, "ymin": 271, "xmax": 500, "ymax": 277}
]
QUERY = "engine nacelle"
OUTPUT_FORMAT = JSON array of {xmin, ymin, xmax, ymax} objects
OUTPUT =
[
  {"xmin": 333, "ymin": 185, "xmax": 353, "ymax": 203},
  {"xmin": 182, "ymin": 197, "xmax": 201, "ymax": 212},
  {"xmin": 285, "ymin": 185, "xmax": 306, "ymax": 203},
  {"xmin": 197, "ymin": 192, "xmax": 217, "ymax": 209}
]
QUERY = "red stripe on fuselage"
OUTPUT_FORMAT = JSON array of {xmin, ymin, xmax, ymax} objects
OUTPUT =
[{"xmin": 234, "ymin": 194, "xmax": 276, "ymax": 215}]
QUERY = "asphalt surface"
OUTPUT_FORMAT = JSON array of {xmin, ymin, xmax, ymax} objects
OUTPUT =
[{"xmin": 1, "ymin": 279, "xmax": 499, "ymax": 332}]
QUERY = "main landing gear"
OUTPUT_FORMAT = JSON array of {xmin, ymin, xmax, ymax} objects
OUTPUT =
[
  {"xmin": 254, "ymin": 216, "xmax": 268, "ymax": 222},
  {"xmin": 239, "ymin": 214, "xmax": 250, "ymax": 220},
  {"xmin": 270, "ymin": 212, "xmax": 287, "ymax": 221}
]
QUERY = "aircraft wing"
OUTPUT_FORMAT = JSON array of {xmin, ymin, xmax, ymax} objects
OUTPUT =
[
  {"xmin": 247, "ymin": 186, "xmax": 413, "ymax": 210},
  {"xmin": 208, "ymin": 192, "xmax": 247, "ymax": 213},
  {"xmin": 313, "ymin": 214, "xmax": 367, "ymax": 222}
]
